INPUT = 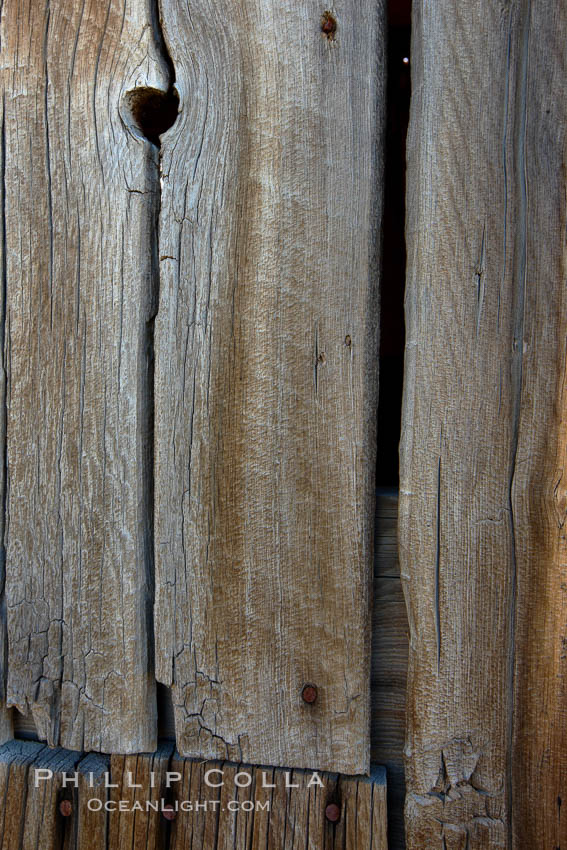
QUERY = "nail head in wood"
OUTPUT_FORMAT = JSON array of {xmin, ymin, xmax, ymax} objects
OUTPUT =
[
  {"xmin": 162, "ymin": 804, "xmax": 177, "ymax": 821},
  {"xmin": 59, "ymin": 800, "xmax": 72, "ymax": 817},
  {"xmin": 321, "ymin": 10, "xmax": 337, "ymax": 39},
  {"xmin": 301, "ymin": 683, "xmax": 318, "ymax": 704},
  {"xmin": 325, "ymin": 802, "xmax": 341, "ymax": 823}
]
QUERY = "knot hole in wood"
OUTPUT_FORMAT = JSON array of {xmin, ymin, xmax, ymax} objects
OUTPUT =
[{"xmin": 122, "ymin": 86, "xmax": 179, "ymax": 147}]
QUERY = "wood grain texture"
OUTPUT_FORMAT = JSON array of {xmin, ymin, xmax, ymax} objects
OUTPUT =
[
  {"xmin": 0, "ymin": 742, "xmax": 387, "ymax": 849},
  {"xmin": 0, "ymin": 90, "xmax": 11, "ymax": 748},
  {"xmin": 154, "ymin": 0, "xmax": 386, "ymax": 773},
  {"xmin": 372, "ymin": 490, "xmax": 406, "ymax": 849},
  {"xmin": 401, "ymin": 0, "xmax": 567, "ymax": 846},
  {"xmin": 1, "ymin": 0, "xmax": 166, "ymax": 750},
  {"xmin": 167, "ymin": 756, "xmax": 387, "ymax": 850}
]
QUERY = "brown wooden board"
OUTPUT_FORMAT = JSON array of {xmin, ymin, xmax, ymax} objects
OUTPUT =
[
  {"xmin": 401, "ymin": 0, "xmax": 567, "ymax": 846},
  {"xmin": 1, "ymin": 0, "xmax": 165, "ymax": 751},
  {"xmin": 153, "ymin": 0, "xmax": 386, "ymax": 773},
  {"xmin": 0, "ymin": 742, "xmax": 387, "ymax": 849}
]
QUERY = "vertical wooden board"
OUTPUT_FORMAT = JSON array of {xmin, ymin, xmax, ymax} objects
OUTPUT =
[
  {"xmin": 401, "ymin": 0, "xmax": 567, "ymax": 846},
  {"xmin": 108, "ymin": 744, "xmax": 174, "ymax": 850},
  {"xmin": 21, "ymin": 746, "xmax": 82, "ymax": 850},
  {"xmin": 401, "ymin": 0, "xmax": 512, "ymax": 844},
  {"xmin": 166, "ymin": 758, "xmax": 386, "ymax": 849},
  {"xmin": 154, "ymin": 0, "xmax": 386, "ymax": 774},
  {"xmin": 336, "ymin": 766, "xmax": 387, "ymax": 850},
  {"xmin": 72, "ymin": 753, "xmax": 110, "ymax": 850},
  {"xmin": 1, "ymin": 0, "xmax": 166, "ymax": 750},
  {"xmin": 0, "ymin": 741, "xmax": 45, "ymax": 850},
  {"xmin": 509, "ymin": 2, "xmax": 567, "ymax": 846},
  {"xmin": 0, "ymin": 94, "xmax": 12, "ymax": 748}
]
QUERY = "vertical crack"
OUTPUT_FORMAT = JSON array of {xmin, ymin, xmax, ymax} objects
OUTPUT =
[
  {"xmin": 506, "ymin": 1, "xmax": 531, "ymax": 845},
  {"xmin": 138, "ymin": 0, "xmax": 179, "ymax": 739}
]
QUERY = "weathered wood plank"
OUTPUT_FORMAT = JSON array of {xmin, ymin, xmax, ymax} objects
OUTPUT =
[
  {"xmin": 107, "ymin": 743, "xmax": 174, "ymax": 850},
  {"xmin": 73, "ymin": 753, "xmax": 109, "ymax": 850},
  {"xmin": 154, "ymin": 0, "xmax": 386, "ymax": 775},
  {"xmin": 1, "ymin": 0, "xmax": 166, "ymax": 750},
  {"xmin": 21, "ymin": 746, "xmax": 81, "ymax": 850},
  {"xmin": 0, "ymin": 743, "xmax": 388, "ymax": 848},
  {"xmin": 0, "ymin": 740, "xmax": 82, "ymax": 850},
  {"xmin": 166, "ymin": 755, "xmax": 387, "ymax": 850},
  {"xmin": 509, "ymin": 3, "xmax": 567, "ymax": 846},
  {"xmin": 371, "ymin": 574, "xmax": 407, "ymax": 850},
  {"xmin": 0, "ymin": 91, "xmax": 12, "ymax": 747},
  {"xmin": 0, "ymin": 741, "xmax": 46, "ymax": 850},
  {"xmin": 401, "ymin": 0, "xmax": 567, "ymax": 846}
]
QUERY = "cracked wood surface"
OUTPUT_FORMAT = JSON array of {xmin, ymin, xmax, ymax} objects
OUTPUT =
[
  {"xmin": 1, "ymin": 0, "xmax": 168, "ymax": 751},
  {"xmin": 400, "ymin": 0, "xmax": 567, "ymax": 847},
  {"xmin": 154, "ymin": 0, "xmax": 385, "ymax": 773},
  {"xmin": 0, "ymin": 740, "xmax": 387, "ymax": 849}
]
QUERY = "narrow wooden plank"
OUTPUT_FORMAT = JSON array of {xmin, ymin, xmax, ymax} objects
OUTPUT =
[
  {"xmin": 1, "ymin": 0, "xmax": 165, "ymax": 750},
  {"xmin": 73, "ymin": 753, "xmax": 110, "ymax": 850},
  {"xmin": 336, "ymin": 766, "xmax": 388, "ymax": 850},
  {"xmin": 0, "ymin": 741, "xmax": 45, "ymax": 850},
  {"xmin": 108, "ymin": 743, "xmax": 174, "ymax": 850},
  {"xmin": 21, "ymin": 746, "xmax": 81, "ymax": 850},
  {"xmin": 401, "ymin": 0, "xmax": 567, "ymax": 846},
  {"xmin": 371, "ymin": 575, "xmax": 407, "ymax": 850},
  {"xmin": 509, "ymin": 3, "xmax": 567, "ymax": 846},
  {"xmin": 0, "ymin": 92, "xmax": 13, "ymax": 747},
  {"xmin": 155, "ymin": 0, "xmax": 386, "ymax": 775}
]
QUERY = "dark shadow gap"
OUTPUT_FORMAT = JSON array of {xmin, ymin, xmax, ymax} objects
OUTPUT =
[{"xmin": 376, "ymin": 9, "xmax": 411, "ymax": 487}]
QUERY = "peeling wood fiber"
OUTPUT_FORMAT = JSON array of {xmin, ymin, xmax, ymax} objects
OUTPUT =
[{"xmin": 401, "ymin": 0, "xmax": 567, "ymax": 847}]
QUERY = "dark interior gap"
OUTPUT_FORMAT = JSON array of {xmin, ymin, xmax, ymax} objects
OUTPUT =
[{"xmin": 376, "ymin": 1, "xmax": 411, "ymax": 486}]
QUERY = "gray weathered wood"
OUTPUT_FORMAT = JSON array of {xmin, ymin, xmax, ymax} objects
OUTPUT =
[
  {"xmin": 1, "ymin": 0, "xmax": 165, "ymax": 751},
  {"xmin": 154, "ymin": 0, "xmax": 386, "ymax": 773},
  {"xmin": 0, "ymin": 92, "xmax": 13, "ymax": 748},
  {"xmin": 401, "ymin": 0, "xmax": 567, "ymax": 846}
]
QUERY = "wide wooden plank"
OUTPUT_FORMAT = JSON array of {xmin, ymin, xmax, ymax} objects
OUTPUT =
[
  {"xmin": 154, "ymin": 0, "xmax": 386, "ymax": 773},
  {"xmin": 401, "ymin": 0, "xmax": 567, "ymax": 846},
  {"xmin": 1, "ymin": 0, "xmax": 166, "ymax": 750}
]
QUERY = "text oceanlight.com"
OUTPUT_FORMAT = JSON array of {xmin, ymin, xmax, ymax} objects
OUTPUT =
[{"xmin": 34, "ymin": 767, "xmax": 325, "ymax": 813}]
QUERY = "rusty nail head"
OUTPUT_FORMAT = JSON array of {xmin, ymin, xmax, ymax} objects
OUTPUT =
[
  {"xmin": 59, "ymin": 800, "xmax": 72, "ymax": 817},
  {"xmin": 301, "ymin": 683, "xmax": 318, "ymax": 704},
  {"xmin": 162, "ymin": 804, "xmax": 176, "ymax": 821},
  {"xmin": 325, "ymin": 802, "xmax": 341, "ymax": 823}
]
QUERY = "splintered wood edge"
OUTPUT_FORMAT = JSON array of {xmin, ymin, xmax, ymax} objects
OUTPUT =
[{"xmin": 0, "ymin": 741, "xmax": 387, "ymax": 850}]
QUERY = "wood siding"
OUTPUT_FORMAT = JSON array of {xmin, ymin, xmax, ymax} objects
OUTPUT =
[
  {"xmin": 0, "ymin": 0, "xmax": 386, "ymax": 776},
  {"xmin": 153, "ymin": 0, "xmax": 385, "ymax": 773},
  {"xmin": 1, "ymin": 0, "xmax": 167, "ymax": 752},
  {"xmin": 401, "ymin": 0, "xmax": 567, "ymax": 846},
  {"xmin": 0, "ymin": 739, "xmax": 388, "ymax": 849}
]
